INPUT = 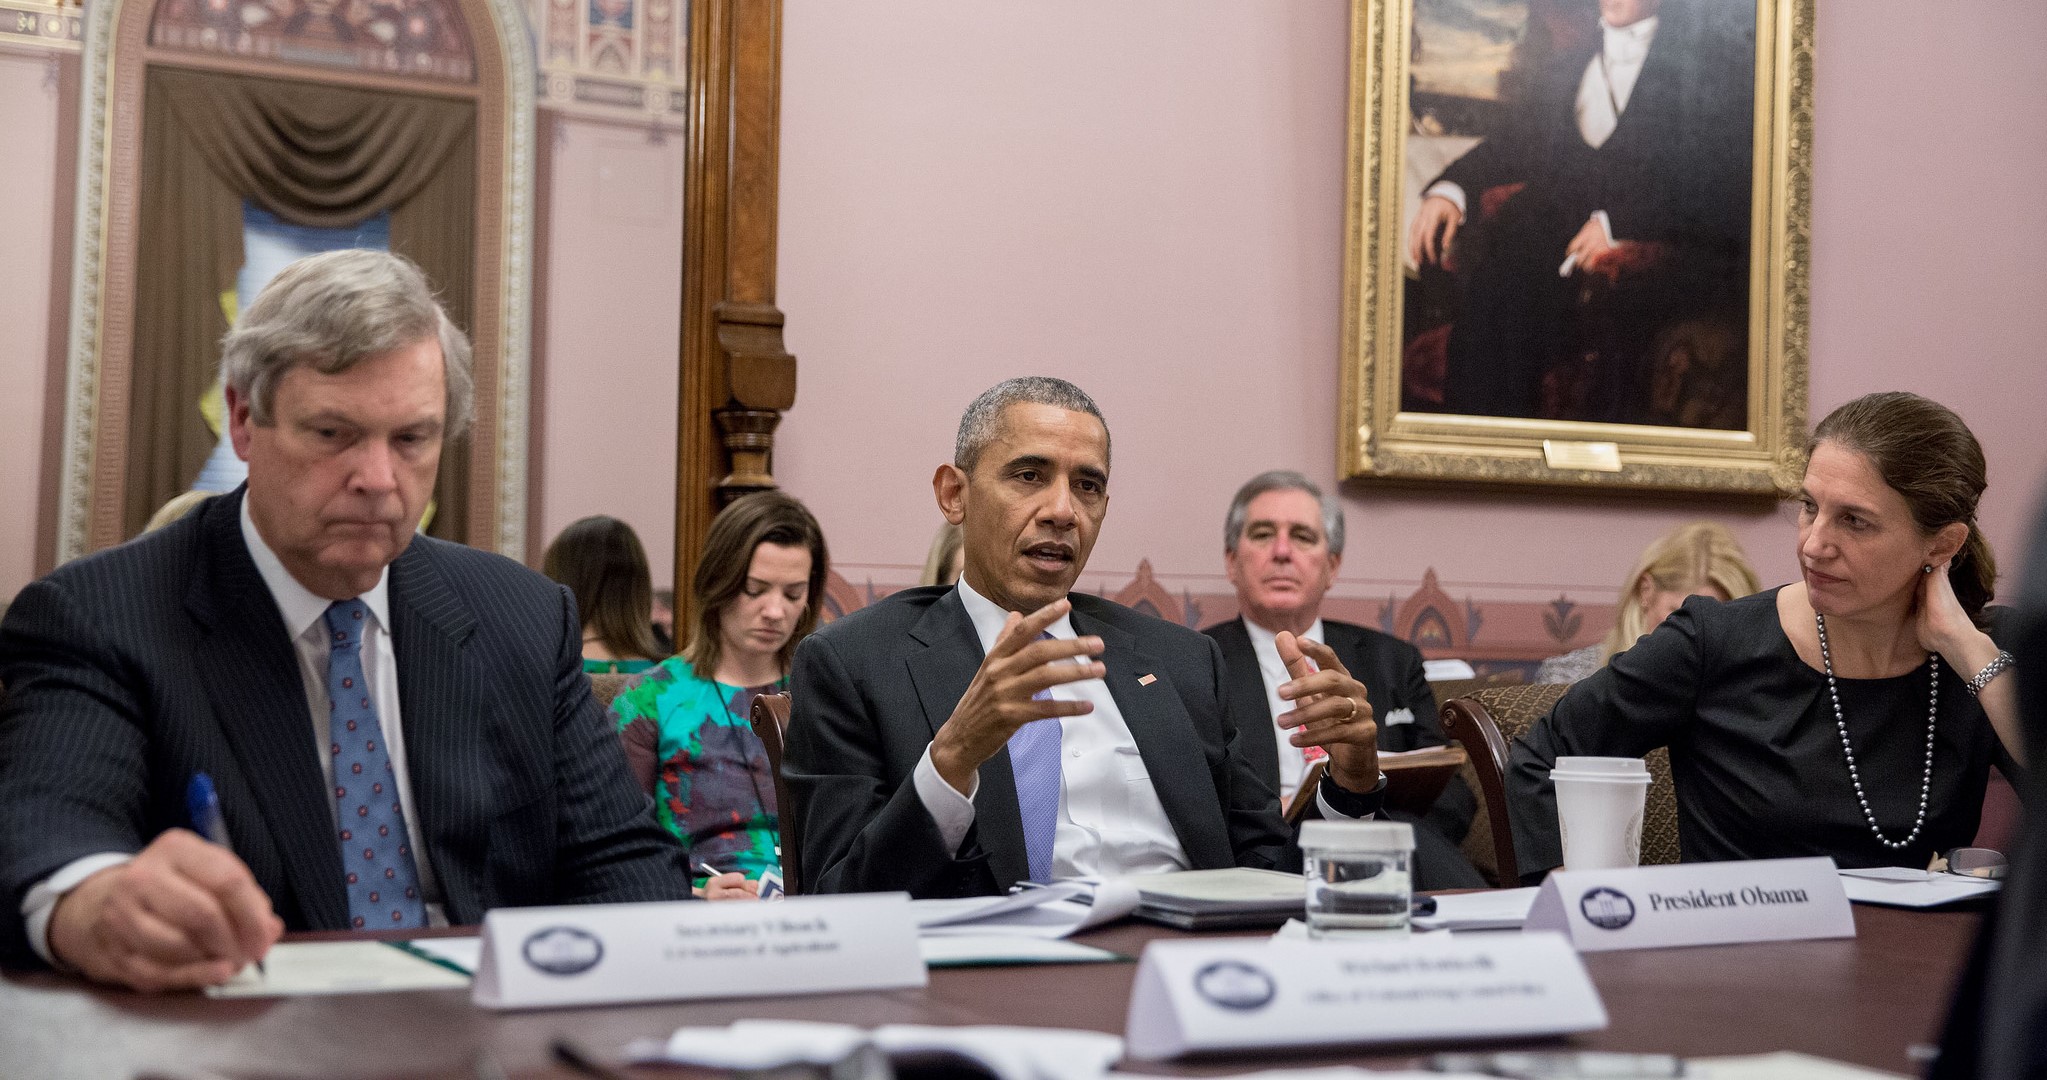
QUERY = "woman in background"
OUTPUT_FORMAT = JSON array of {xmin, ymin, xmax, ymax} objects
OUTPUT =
[
  {"xmin": 1510, "ymin": 392, "xmax": 2023, "ymax": 873},
  {"xmin": 542, "ymin": 515, "xmax": 665, "ymax": 675},
  {"xmin": 920, "ymin": 521, "xmax": 964, "ymax": 587},
  {"xmin": 1536, "ymin": 521, "xmax": 1761, "ymax": 684},
  {"xmin": 610, "ymin": 491, "xmax": 829, "ymax": 899}
]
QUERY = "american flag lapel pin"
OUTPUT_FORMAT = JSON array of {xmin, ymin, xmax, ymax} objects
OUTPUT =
[{"xmin": 1137, "ymin": 673, "xmax": 1158, "ymax": 686}]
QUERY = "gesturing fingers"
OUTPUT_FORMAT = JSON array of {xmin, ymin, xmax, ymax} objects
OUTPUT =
[
  {"xmin": 989, "ymin": 599, "xmax": 1072, "ymax": 660},
  {"xmin": 1276, "ymin": 636, "xmax": 1361, "ymax": 712}
]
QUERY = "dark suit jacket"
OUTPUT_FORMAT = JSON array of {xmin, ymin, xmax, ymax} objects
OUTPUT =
[
  {"xmin": 1431, "ymin": 3, "xmax": 1753, "ymax": 250},
  {"xmin": 1205, "ymin": 617, "xmax": 1448, "ymax": 764},
  {"xmin": 0, "ymin": 489, "xmax": 690, "ymax": 967},
  {"xmin": 1205, "ymin": 617, "xmax": 1475, "ymax": 840},
  {"xmin": 783, "ymin": 587, "xmax": 1295, "ymax": 897},
  {"xmin": 1934, "ymin": 503, "xmax": 2047, "ymax": 1078}
]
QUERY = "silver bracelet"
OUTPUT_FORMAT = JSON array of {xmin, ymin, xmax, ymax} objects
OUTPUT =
[{"xmin": 1965, "ymin": 650, "xmax": 2016, "ymax": 697}]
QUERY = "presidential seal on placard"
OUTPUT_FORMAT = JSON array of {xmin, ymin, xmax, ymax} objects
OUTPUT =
[
  {"xmin": 1193, "ymin": 960, "xmax": 1277, "ymax": 1012},
  {"xmin": 1579, "ymin": 887, "xmax": 1637, "ymax": 930},
  {"xmin": 522, "ymin": 926, "xmax": 605, "ymax": 976}
]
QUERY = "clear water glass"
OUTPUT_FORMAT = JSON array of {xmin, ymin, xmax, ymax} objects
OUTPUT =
[{"xmin": 1301, "ymin": 820, "xmax": 1414, "ymax": 938}]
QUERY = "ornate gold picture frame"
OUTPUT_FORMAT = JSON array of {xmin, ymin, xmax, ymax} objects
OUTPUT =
[{"xmin": 1340, "ymin": 0, "xmax": 1812, "ymax": 495}]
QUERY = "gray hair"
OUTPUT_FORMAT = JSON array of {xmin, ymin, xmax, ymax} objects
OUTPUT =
[
  {"xmin": 219, "ymin": 249, "xmax": 474, "ymax": 439},
  {"xmin": 953, "ymin": 376, "xmax": 1110, "ymax": 473},
  {"xmin": 1223, "ymin": 470, "xmax": 1346, "ymax": 556}
]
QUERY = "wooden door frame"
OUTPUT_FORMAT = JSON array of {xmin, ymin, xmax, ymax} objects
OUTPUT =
[{"xmin": 674, "ymin": 0, "xmax": 796, "ymax": 629}]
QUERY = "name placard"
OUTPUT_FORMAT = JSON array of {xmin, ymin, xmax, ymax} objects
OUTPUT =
[
  {"xmin": 1123, "ymin": 933, "xmax": 1606, "ymax": 1061},
  {"xmin": 1525, "ymin": 857, "xmax": 1854, "ymax": 953},
  {"xmin": 472, "ymin": 894, "xmax": 926, "ymax": 1010}
]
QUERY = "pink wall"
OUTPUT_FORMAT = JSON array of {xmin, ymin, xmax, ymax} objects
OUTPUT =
[
  {"xmin": 1, "ymin": 1, "xmax": 2042, "ymax": 621},
  {"xmin": 535, "ymin": 116, "xmax": 684, "ymax": 588},
  {"xmin": 0, "ymin": 49, "xmax": 59, "ymax": 602},
  {"xmin": 774, "ymin": 0, "xmax": 2047, "ymax": 620}
]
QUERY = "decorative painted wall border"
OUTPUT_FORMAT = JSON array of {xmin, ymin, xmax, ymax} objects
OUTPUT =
[
  {"xmin": 530, "ymin": 0, "xmax": 689, "ymax": 129},
  {"xmin": 0, "ymin": 0, "xmax": 81, "ymax": 52},
  {"xmin": 816, "ymin": 562, "xmax": 1619, "ymax": 679}
]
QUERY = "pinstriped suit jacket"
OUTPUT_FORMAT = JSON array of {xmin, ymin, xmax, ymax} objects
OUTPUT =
[{"xmin": 0, "ymin": 489, "xmax": 691, "ymax": 967}]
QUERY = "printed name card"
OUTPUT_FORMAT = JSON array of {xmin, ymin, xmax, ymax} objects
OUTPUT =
[
  {"xmin": 472, "ymin": 893, "xmax": 926, "ymax": 1010},
  {"xmin": 1123, "ymin": 933, "xmax": 1606, "ymax": 1060},
  {"xmin": 1525, "ymin": 857, "xmax": 1854, "ymax": 953}
]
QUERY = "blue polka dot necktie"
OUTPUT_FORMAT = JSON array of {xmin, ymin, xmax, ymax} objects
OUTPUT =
[
  {"xmin": 323, "ymin": 599, "xmax": 426, "ymax": 930},
  {"xmin": 1006, "ymin": 631, "xmax": 1063, "ymax": 884}
]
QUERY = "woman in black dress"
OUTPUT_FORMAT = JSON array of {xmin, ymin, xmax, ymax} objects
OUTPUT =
[{"xmin": 1509, "ymin": 392, "xmax": 2024, "ymax": 872}]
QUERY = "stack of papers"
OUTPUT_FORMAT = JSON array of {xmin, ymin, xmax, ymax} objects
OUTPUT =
[
  {"xmin": 1689, "ymin": 1051, "xmax": 1910, "ymax": 1078},
  {"xmin": 205, "ymin": 941, "xmax": 471, "ymax": 998},
  {"xmin": 1412, "ymin": 887, "xmax": 1540, "ymax": 932},
  {"xmin": 913, "ymin": 880, "xmax": 1136, "ymax": 939},
  {"xmin": 911, "ymin": 882, "xmax": 1137, "ymax": 966},
  {"xmin": 1129, "ymin": 867, "xmax": 1307, "ymax": 930},
  {"xmin": 1837, "ymin": 867, "xmax": 2001, "ymax": 908},
  {"xmin": 631, "ymin": 1020, "xmax": 1125, "ymax": 1080}
]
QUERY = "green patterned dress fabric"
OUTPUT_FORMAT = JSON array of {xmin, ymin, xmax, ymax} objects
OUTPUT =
[{"xmin": 609, "ymin": 658, "xmax": 784, "ymax": 882}]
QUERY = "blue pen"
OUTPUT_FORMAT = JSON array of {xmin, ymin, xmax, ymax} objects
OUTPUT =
[{"xmin": 185, "ymin": 773, "xmax": 265, "ymax": 976}]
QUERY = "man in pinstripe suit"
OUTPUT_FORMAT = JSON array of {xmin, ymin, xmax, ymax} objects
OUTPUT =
[{"xmin": 0, "ymin": 251, "xmax": 690, "ymax": 991}]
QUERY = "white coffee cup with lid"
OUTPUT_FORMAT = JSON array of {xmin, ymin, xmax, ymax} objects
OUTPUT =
[{"xmin": 1551, "ymin": 756, "xmax": 1651, "ymax": 871}]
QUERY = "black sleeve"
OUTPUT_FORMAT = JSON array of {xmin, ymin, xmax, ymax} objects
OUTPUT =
[
  {"xmin": 0, "ymin": 576, "xmax": 154, "ymax": 968},
  {"xmin": 1506, "ymin": 598, "xmax": 1711, "ymax": 878},
  {"xmin": 1375, "ymin": 640, "xmax": 1447, "ymax": 754},
  {"xmin": 1204, "ymin": 637, "xmax": 1299, "ymax": 873},
  {"xmin": 782, "ymin": 633, "xmax": 998, "ymax": 897},
  {"xmin": 543, "ymin": 583, "xmax": 695, "ymax": 906}
]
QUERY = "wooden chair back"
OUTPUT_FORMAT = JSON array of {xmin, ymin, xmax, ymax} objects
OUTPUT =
[
  {"xmin": 587, "ymin": 672, "xmax": 632, "ymax": 709},
  {"xmin": 1282, "ymin": 746, "xmax": 1472, "ymax": 827},
  {"xmin": 1439, "ymin": 684, "xmax": 1680, "ymax": 886},
  {"xmin": 750, "ymin": 692, "xmax": 798, "ymax": 894}
]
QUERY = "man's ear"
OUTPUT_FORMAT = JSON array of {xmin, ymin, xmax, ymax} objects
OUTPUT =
[
  {"xmin": 933, "ymin": 464, "xmax": 968, "ymax": 526},
  {"xmin": 225, "ymin": 385, "xmax": 256, "ymax": 461},
  {"xmin": 1928, "ymin": 521, "xmax": 1970, "ymax": 566}
]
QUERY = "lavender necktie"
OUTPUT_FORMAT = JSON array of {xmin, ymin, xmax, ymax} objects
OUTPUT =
[
  {"xmin": 1006, "ymin": 631, "xmax": 1063, "ymax": 884},
  {"xmin": 323, "ymin": 600, "xmax": 426, "ymax": 930}
]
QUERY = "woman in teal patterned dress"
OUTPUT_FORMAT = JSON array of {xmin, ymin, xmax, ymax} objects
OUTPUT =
[
  {"xmin": 610, "ymin": 492, "xmax": 829, "ymax": 900},
  {"xmin": 543, "ymin": 515, "xmax": 666, "ymax": 675}
]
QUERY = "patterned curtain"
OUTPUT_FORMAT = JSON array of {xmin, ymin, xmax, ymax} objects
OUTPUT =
[{"xmin": 129, "ymin": 67, "xmax": 477, "ymax": 541}]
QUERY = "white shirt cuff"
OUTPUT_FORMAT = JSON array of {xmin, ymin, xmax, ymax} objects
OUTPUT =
[
  {"xmin": 1314, "ymin": 785, "xmax": 1378, "ymax": 823},
  {"xmin": 913, "ymin": 744, "xmax": 980, "ymax": 857},
  {"xmin": 22, "ymin": 852, "xmax": 134, "ymax": 967},
  {"xmin": 1424, "ymin": 181, "xmax": 1468, "ymax": 218},
  {"xmin": 1592, "ymin": 209, "xmax": 1615, "ymax": 245}
]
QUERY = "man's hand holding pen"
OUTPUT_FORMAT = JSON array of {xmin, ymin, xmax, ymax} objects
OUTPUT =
[{"xmin": 47, "ymin": 829, "xmax": 282, "ymax": 992}]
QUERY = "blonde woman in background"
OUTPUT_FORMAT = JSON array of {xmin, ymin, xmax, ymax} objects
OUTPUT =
[
  {"xmin": 919, "ymin": 521, "xmax": 964, "ymax": 587},
  {"xmin": 1537, "ymin": 521, "xmax": 1762, "ymax": 684}
]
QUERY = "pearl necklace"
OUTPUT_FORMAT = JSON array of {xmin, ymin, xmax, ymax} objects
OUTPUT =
[{"xmin": 1814, "ymin": 613, "xmax": 1939, "ymax": 850}]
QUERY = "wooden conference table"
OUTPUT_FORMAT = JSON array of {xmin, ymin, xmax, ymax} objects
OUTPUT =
[{"xmin": 0, "ymin": 902, "xmax": 1978, "ymax": 1079}]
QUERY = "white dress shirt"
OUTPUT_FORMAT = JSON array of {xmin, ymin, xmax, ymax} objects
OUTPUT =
[
  {"xmin": 21, "ymin": 503, "xmax": 443, "ymax": 964},
  {"xmin": 1575, "ymin": 15, "xmax": 1659, "ymax": 149},
  {"xmin": 1424, "ymin": 15, "xmax": 1660, "ymax": 243},
  {"xmin": 235, "ymin": 499, "xmax": 445, "ymax": 925},
  {"xmin": 910, "ymin": 577, "xmax": 1191, "ymax": 879},
  {"xmin": 1244, "ymin": 617, "xmax": 1326, "ymax": 803}
]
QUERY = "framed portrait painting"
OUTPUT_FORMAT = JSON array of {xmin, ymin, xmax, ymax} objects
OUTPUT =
[{"xmin": 1339, "ymin": 0, "xmax": 1813, "ymax": 494}]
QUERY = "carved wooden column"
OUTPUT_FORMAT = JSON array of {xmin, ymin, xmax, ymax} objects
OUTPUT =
[{"xmin": 676, "ymin": 0, "xmax": 793, "ymax": 625}]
